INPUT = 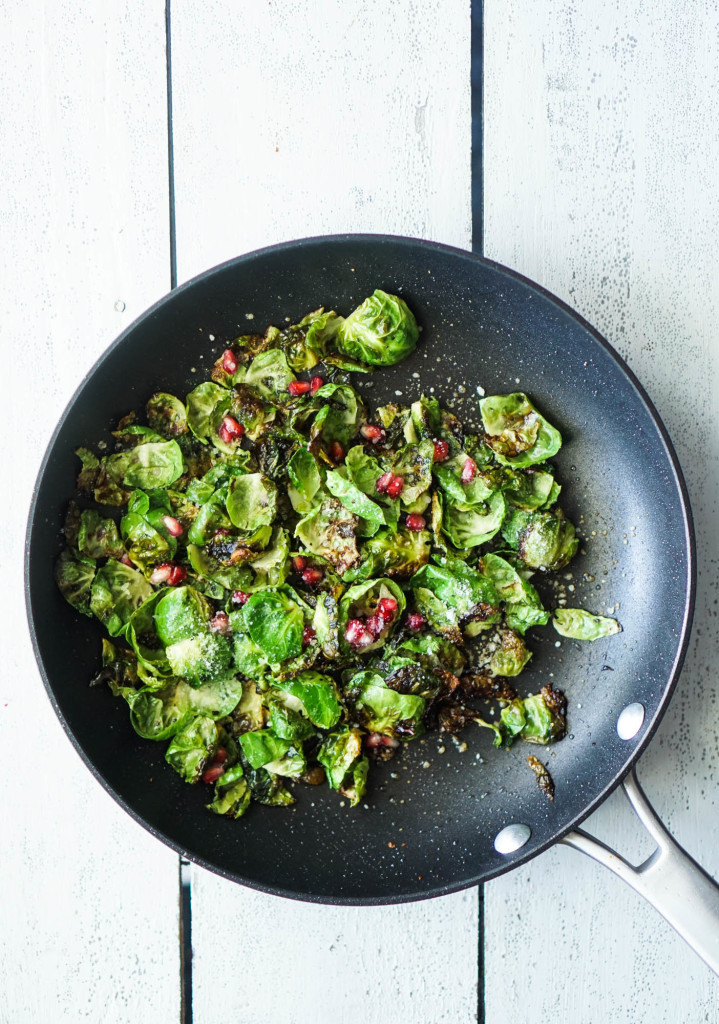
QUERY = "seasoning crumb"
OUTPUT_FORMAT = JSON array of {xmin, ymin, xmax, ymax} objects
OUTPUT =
[
  {"xmin": 245, "ymin": 313, "xmax": 254, "ymax": 320},
  {"xmin": 421, "ymin": 760, "xmax": 431, "ymax": 769},
  {"xmin": 387, "ymin": 841, "xmax": 396, "ymax": 848}
]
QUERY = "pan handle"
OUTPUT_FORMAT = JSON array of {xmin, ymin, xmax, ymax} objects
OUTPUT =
[{"xmin": 560, "ymin": 768, "xmax": 719, "ymax": 974}]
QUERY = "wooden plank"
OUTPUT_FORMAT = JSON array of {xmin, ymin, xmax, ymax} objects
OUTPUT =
[
  {"xmin": 0, "ymin": 4, "xmax": 181, "ymax": 1021},
  {"xmin": 483, "ymin": 2, "xmax": 719, "ymax": 1018},
  {"xmin": 169, "ymin": 3, "xmax": 476, "ymax": 1021}
]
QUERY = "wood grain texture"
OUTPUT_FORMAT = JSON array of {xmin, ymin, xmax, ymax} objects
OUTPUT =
[
  {"xmin": 1, "ymin": 4, "xmax": 181, "ymax": 1021},
  {"xmin": 483, "ymin": 1, "xmax": 719, "ymax": 1019},
  {"xmin": 169, "ymin": 3, "xmax": 476, "ymax": 1021}
]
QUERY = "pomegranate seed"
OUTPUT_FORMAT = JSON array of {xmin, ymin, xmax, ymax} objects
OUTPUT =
[
  {"xmin": 288, "ymin": 380, "xmax": 311, "ymax": 396},
  {"xmin": 215, "ymin": 746, "xmax": 227, "ymax": 765},
  {"xmin": 329, "ymin": 441, "xmax": 345, "ymax": 462},
  {"xmin": 345, "ymin": 619, "xmax": 374, "ymax": 648},
  {"xmin": 365, "ymin": 733, "xmax": 400, "ymax": 750},
  {"xmin": 365, "ymin": 613, "xmax": 385, "ymax": 637},
  {"xmin": 461, "ymin": 457, "xmax": 476, "ymax": 484},
  {"xmin": 360, "ymin": 424, "xmax": 386, "ymax": 444},
  {"xmin": 209, "ymin": 611, "xmax": 230, "ymax": 634},
  {"xmin": 310, "ymin": 375, "xmax": 324, "ymax": 394},
  {"xmin": 405, "ymin": 513, "xmax": 426, "ymax": 532},
  {"xmin": 433, "ymin": 439, "xmax": 450, "ymax": 462},
  {"xmin": 386, "ymin": 475, "xmax": 404, "ymax": 498},
  {"xmin": 150, "ymin": 563, "xmax": 173, "ymax": 584},
  {"xmin": 375, "ymin": 471, "xmax": 394, "ymax": 494},
  {"xmin": 120, "ymin": 553, "xmax": 133, "ymax": 567},
  {"xmin": 302, "ymin": 626, "xmax": 316, "ymax": 647},
  {"xmin": 201, "ymin": 763, "xmax": 226, "ymax": 785},
  {"xmin": 301, "ymin": 567, "xmax": 323, "ymax": 586},
  {"xmin": 214, "ymin": 527, "xmax": 231, "ymax": 538},
  {"xmin": 377, "ymin": 597, "xmax": 398, "ymax": 618},
  {"xmin": 168, "ymin": 565, "xmax": 187, "ymax": 586},
  {"xmin": 292, "ymin": 555, "xmax": 307, "ymax": 571},
  {"xmin": 232, "ymin": 590, "xmax": 250, "ymax": 605},
  {"xmin": 161, "ymin": 515, "xmax": 184, "ymax": 537},
  {"xmin": 218, "ymin": 415, "xmax": 244, "ymax": 444},
  {"xmin": 407, "ymin": 612, "xmax": 426, "ymax": 631},
  {"xmin": 222, "ymin": 349, "xmax": 238, "ymax": 374}
]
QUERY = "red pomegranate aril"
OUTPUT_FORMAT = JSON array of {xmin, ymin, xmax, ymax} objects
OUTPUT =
[
  {"xmin": 310, "ymin": 375, "xmax": 324, "ymax": 394},
  {"xmin": 405, "ymin": 513, "xmax": 426, "ymax": 532},
  {"xmin": 150, "ymin": 563, "xmax": 173, "ymax": 584},
  {"xmin": 433, "ymin": 439, "xmax": 450, "ymax": 462},
  {"xmin": 345, "ymin": 619, "xmax": 374, "ymax": 648},
  {"xmin": 161, "ymin": 515, "xmax": 184, "ymax": 537},
  {"xmin": 301, "ymin": 567, "xmax": 323, "ymax": 586},
  {"xmin": 218, "ymin": 415, "xmax": 244, "ymax": 444},
  {"xmin": 120, "ymin": 553, "xmax": 133, "ymax": 567},
  {"xmin": 386, "ymin": 475, "xmax": 404, "ymax": 498},
  {"xmin": 461, "ymin": 457, "xmax": 476, "ymax": 484},
  {"xmin": 375, "ymin": 471, "xmax": 394, "ymax": 494},
  {"xmin": 329, "ymin": 441, "xmax": 345, "ymax": 462},
  {"xmin": 360, "ymin": 424, "xmax": 386, "ymax": 444},
  {"xmin": 210, "ymin": 611, "xmax": 230, "ymax": 634},
  {"xmin": 168, "ymin": 564, "xmax": 186, "ymax": 586},
  {"xmin": 292, "ymin": 555, "xmax": 307, "ymax": 571},
  {"xmin": 377, "ymin": 597, "xmax": 398, "ymax": 618},
  {"xmin": 232, "ymin": 590, "xmax": 250, "ymax": 605},
  {"xmin": 201, "ymin": 764, "xmax": 225, "ymax": 784},
  {"xmin": 302, "ymin": 626, "xmax": 316, "ymax": 647},
  {"xmin": 365, "ymin": 613, "xmax": 385, "ymax": 637},
  {"xmin": 407, "ymin": 612, "xmax": 426, "ymax": 631},
  {"xmin": 365, "ymin": 733, "xmax": 400, "ymax": 750},
  {"xmin": 288, "ymin": 380, "xmax": 311, "ymax": 396},
  {"xmin": 221, "ymin": 349, "xmax": 238, "ymax": 374}
]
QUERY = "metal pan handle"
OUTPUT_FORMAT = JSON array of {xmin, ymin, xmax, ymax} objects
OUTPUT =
[{"xmin": 560, "ymin": 769, "xmax": 719, "ymax": 974}]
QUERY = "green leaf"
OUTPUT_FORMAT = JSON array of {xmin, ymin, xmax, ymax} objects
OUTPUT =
[
  {"xmin": 295, "ymin": 497, "xmax": 359, "ymax": 576},
  {"xmin": 271, "ymin": 671, "xmax": 342, "ymax": 729},
  {"xmin": 502, "ymin": 468, "xmax": 558, "ymax": 510},
  {"xmin": 239, "ymin": 729, "xmax": 291, "ymax": 769},
  {"xmin": 287, "ymin": 447, "xmax": 324, "ymax": 513},
  {"xmin": 186, "ymin": 382, "xmax": 230, "ymax": 443},
  {"xmin": 433, "ymin": 454, "xmax": 494, "ymax": 508},
  {"xmin": 480, "ymin": 552, "xmax": 549, "ymax": 635},
  {"xmin": 553, "ymin": 608, "xmax": 622, "ymax": 640},
  {"xmin": 409, "ymin": 560, "xmax": 499, "ymax": 628},
  {"xmin": 325, "ymin": 469, "xmax": 386, "ymax": 530},
  {"xmin": 206, "ymin": 763, "xmax": 251, "ymax": 818},
  {"xmin": 55, "ymin": 548, "xmax": 96, "ymax": 617},
  {"xmin": 104, "ymin": 440, "xmax": 184, "ymax": 489},
  {"xmin": 345, "ymin": 526, "xmax": 431, "ymax": 582},
  {"xmin": 480, "ymin": 393, "xmax": 562, "ymax": 467},
  {"xmin": 154, "ymin": 586, "xmax": 211, "ymax": 646},
  {"xmin": 266, "ymin": 697, "xmax": 315, "ymax": 743},
  {"xmin": 146, "ymin": 392, "xmax": 188, "ymax": 438},
  {"xmin": 248, "ymin": 527, "xmax": 290, "ymax": 587},
  {"xmin": 336, "ymin": 290, "xmax": 419, "ymax": 366},
  {"xmin": 76, "ymin": 510, "xmax": 123, "ymax": 559},
  {"xmin": 244, "ymin": 349, "xmax": 296, "ymax": 400},
  {"xmin": 441, "ymin": 490, "xmax": 507, "ymax": 548},
  {"xmin": 499, "ymin": 691, "xmax": 566, "ymax": 746},
  {"xmin": 502, "ymin": 508, "xmax": 579, "ymax": 570},
  {"xmin": 310, "ymin": 383, "xmax": 364, "ymax": 448},
  {"xmin": 489, "ymin": 629, "xmax": 532, "ymax": 676},
  {"xmin": 318, "ymin": 727, "xmax": 364, "ymax": 790},
  {"xmin": 242, "ymin": 589, "xmax": 304, "ymax": 662},
  {"xmin": 391, "ymin": 440, "xmax": 435, "ymax": 506},
  {"xmin": 165, "ymin": 715, "xmax": 217, "ymax": 782},
  {"xmin": 165, "ymin": 632, "xmax": 234, "ymax": 687},
  {"xmin": 125, "ymin": 675, "xmax": 243, "ymax": 740},
  {"xmin": 226, "ymin": 473, "xmax": 277, "ymax": 532},
  {"xmin": 345, "ymin": 670, "xmax": 425, "ymax": 739},
  {"xmin": 90, "ymin": 560, "xmax": 153, "ymax": 637}
]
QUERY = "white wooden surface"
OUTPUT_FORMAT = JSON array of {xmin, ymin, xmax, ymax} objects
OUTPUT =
[
  {"xmin": 170, "ymin": 4, "xmax": 478, "ymax": 1021},
  {"xmin": 484, "ymin": 2, "xmax": 719, "ymax": 1019},
  {"xmin": 1, "ymin": 4, "xmax": 181, "ymax": 1022}
]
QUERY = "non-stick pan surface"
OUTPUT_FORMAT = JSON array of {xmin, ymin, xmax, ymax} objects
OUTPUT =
[{"xmin": 26, "ymin": 235, "xmax": 694, "ymax": 904}]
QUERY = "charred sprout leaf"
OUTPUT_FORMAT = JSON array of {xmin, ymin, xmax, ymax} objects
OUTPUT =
[
  {"xmin": 344, "ymin": 444, "xmax": 384, "ymax": 495},
  {"xmin": 239, "ymin": 756, "xmax": 295, "ymax": 806},
  {"xmin": 318, "ymin": 727, "xmax": 366, "ymax": 800},
  {"xmin": 75, "ymin": 446, "xmax": 100, "ymax": 490},
  {"xmin": 231, "ymin": 630, "xmax": 270, "ymax": 678},
  {"xmin": 310, "ymin": 383, "xmax": 364, "ymax": 449},
  {"xmin": 527, "ymin": 754, "xmax": 555, "ymax": 801},
  {"xmin": 480, "ymin": 393, "xmax": 562, "ymax": 467},
  {"xmin": 90, "ymin": 560, "xmax": 153, "ymax": 637},
  {"xmin": 228, "ymin": 383, "xmax": 276, "ymax": 442},
  {"xmin": 489, "ymin": 629, "xmax": 532, "ymax": 676},
  {"xmin": 154, "ymin": 586, "xmax": 211, "ymax": 646},
  {"xmin": 226, "ymin": 473, "xmax": 277, "ymax": 532},
  {"xmin": 244, "ymin": 349, "xmax": 296, "ymax": 400},
  {"xmin": 165, "ymin": 715, "xmax": 218, "ymax": 782},
  {"xmin": 295, "ymin": 497, "xmax": 360, "ymax": 575},
  {"xmin": 104, "ymin": 440, "xmax": 184, "ymax": 490},
  {"xmin": 55, "ymin": 548, "xmax": 96, "ymax": 616},
  {"xmin": 248, "ymin": 527, "xmax": 290, "ymax": 587},
  {"xmin": 121, "ymin": 492, "xmax": 176, "ymax": 570},
  {"xmin": 339, "ymin": 578, "xmax": 406, "ymax": 653},
  {"xmin": 345, "ymin": 670, "xmax": 425, "ymax": 739},
  {"xmin": 239, "ymin": 729, "xmax": 291, "ymax": 768},
  {"xmin": 410, "ymin": 395, "xmax": 441, "ymax": 440},
  {"xmin": 338, "ymin": 756, "xmax": 369, "ymax": 806},
  {"xmin": 410, "ymin": 560, "xmax": 499, "ymax": 629},
  {"xmin": 441, "ymin": 490, "xmax": 507, "ymax": 548},
  {"xmin": 433, "ymin": 454, "xmax": 494, "ymax": 508},
  {"xmin": 391, "ymin": 440, "xmax": 434, "ymax": 506},
  {"xmin": 502, "ymin": 468, "xmax": 558, "ymax": 510},
  {"xmin": 287, "ymin": 447, "xmax": 324, "ymax": 514},
  {"xmin": 502, "ymin": 508, "xmax": 579, "ymax": 571},
  {"xmin": 336, "ymin": 290, "xmax": 419, "ymax": 366},
  {"xmin": 207, "ymin": 763, "xmax": 251, "ymax": 817},
  {"xmin": 271, "ymin": 671, "xmax": 342, "ymax": 729},
  {"xmin": 553, "ymin": 608, "xmax": 622, "ymax": 640},
  {"xmin": 186, "ymin": 382, "xmax": 230, "ymax": 443},
  {"xmin": 499, "ymin": 690, "xmax": 566, "ymax": 746},
  {"xmin": 92, "ymin": 638, "xmax": 140, "ymax": 692},
  {"xmin": 398, "ymin": 632, "xmax": 467, "ymax": 677},
  {"xmin": 266, "ymin": 696, "xmax": 316, "ymax": 743},
  {"xmin": 146, "ymin": 392, "xmax": 188, "ymax": 437},
  {"xmin": 76, "ymin": 510, "xmax": 123, "ymax": 560},
  {"xmin": 165, "ymin": 633, "xmax": 234, "ymax": 688},
  {"xmin": 480, "ymin": 552, "xmax": 549, "ymax": 634},
  {"xmin": 301, "ymin": 308, "xmax": 344, "ymax": 361},
  {"xmin": 124, "ymin": 675, "xmax": 243, "ymax": 740},
  {"xmin": 325, "ymin": 469, "xmax": 386, "ymax": 531},
  {"xmin": 242, "ymin": 589, "xmax": 304, "ymax": 662},
  {"xmin": 346, "ymin": 527, "xmax": 431, "ymax": 581}
]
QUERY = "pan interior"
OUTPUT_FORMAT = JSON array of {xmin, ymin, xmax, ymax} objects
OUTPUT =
[{"xmin": 27, "ymin": 237, "xmax": 693, "ymax": 903}]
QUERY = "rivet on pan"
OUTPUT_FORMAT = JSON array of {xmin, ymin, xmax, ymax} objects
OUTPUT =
[
  {"xmin": 616, "ymin": 702, "xmax": 645, "ymax": 740},
  {"xmin": 494, "ymin": 823, "xmax": 531, "ymax": 855}
]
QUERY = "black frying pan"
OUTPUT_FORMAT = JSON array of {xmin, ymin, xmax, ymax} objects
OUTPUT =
[{"xmin": 27, "ymin": 236, "xmax": 708, "ymax": 931}]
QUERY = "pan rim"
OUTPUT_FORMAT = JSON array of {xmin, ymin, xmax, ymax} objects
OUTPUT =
[{"xmin": 25, "ymin": 232, "xmax": 697, "ymax": 905}]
